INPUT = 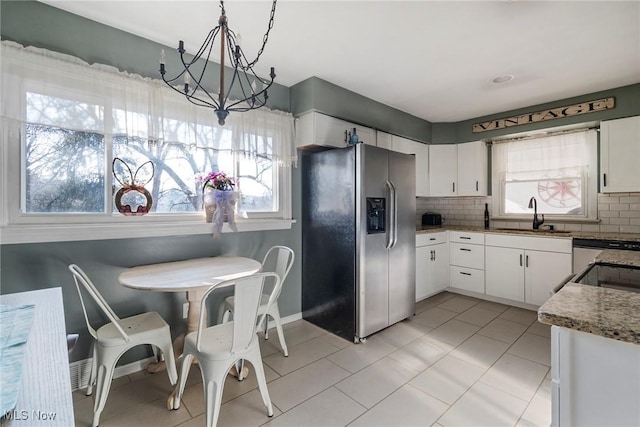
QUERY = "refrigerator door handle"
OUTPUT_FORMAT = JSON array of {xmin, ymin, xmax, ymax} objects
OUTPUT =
[
  {"xmin": 388, "ymin": 180, "xmax": 398, "ymax": 248},
  {"xmin": 385, "ymin": 180, "xmax": 397, "ymax": 249}
]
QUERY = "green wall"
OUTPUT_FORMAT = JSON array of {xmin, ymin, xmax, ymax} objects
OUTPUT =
[
  {"xmin": 0, "ymin": 0, "xmax": 301, "ymax": 365},
  {"xmin": 451, "ymin": 83, "xmax": 640, "ymax": 144},
  {"xmin": 290, "ymin": 77, "xmax": 432, "ymax": 144}
]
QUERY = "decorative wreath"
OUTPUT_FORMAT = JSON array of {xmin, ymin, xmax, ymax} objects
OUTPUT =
[{"xmin": 112, "ymin": 158, "xmax": 154, "ymax": 216}]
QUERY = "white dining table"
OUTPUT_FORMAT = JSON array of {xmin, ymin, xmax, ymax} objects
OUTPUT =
[{"xmin": 118, "ymin": 256, "xmax": 261, "ymax": 369}]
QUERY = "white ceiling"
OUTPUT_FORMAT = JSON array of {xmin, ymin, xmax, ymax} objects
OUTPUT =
[{"xmin": 39, "ymin": 1, "xmax": 640, "ymax": 123}]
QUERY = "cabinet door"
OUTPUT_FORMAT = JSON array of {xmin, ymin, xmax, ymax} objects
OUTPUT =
[
  {"xmin": 392, "ymin": 136, "xmax": 429, "ymax": 197},
  {"xmin": 431, "ymin": 243, "xmax": 449, "ymax": 293},
  {"xmin": 376, "ymin": 131, "xmax": 392, "ymax": 150},
  {"xmin": 525, "ymin": 250, "xmax": 571, "ymax": 306},
  {"xmin": 601, "ymin": 116, "xmax": 640, "ymax": 193},
  {"xmin": 416, "ymin": 242, "xmax": 448, "ymax": 301},
  {"xmin": 485, "ymin": 246, "xmax": 525, "ymax": 302},
  {"xmin": 416, "ymin": 246, "xmax": 431, "ymax": 301},
  {"xmin": 429, "ymin": 144, "xmax": 457, "ymax": 196},
  {"xmin": 356, "ymin": 125, "xmax": 377, "ymax": 146},
  {"xmin": 457, "ymin": 140, "xmax": 487, "ymax": 196}
]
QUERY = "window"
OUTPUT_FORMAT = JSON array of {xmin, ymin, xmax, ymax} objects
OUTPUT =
[
  {"xmin": 1, "ymin": 41, "xmax": 295, "ymax": 243},
  {"xmin": 492, "ymin": 128, "xmax": 598, "ymax": 220}
]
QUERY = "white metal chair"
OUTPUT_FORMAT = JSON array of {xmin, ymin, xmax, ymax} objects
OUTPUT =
[
  {"xmin": 171, "ymin": 272, "xmax": 279, "ymax": 427},
  {"xmin": 69, "ymin": 264, "xmax": 178, "ymax": 427},
  {"xmin": 220, "ymin": 246, "xmax": 294, "ymax": 357}
]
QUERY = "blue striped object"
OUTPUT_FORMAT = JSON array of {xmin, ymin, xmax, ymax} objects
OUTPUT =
[{"xmin": 0, "ymin": 304, "xmax": 35, "ymax": 417}]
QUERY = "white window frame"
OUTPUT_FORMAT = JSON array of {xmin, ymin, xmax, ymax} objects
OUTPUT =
[
  {"xmin": 0, "ymin": 83, "xmax": 293, "ymax": 245},
  {"xmin": 491, "ymin": 125, "xmax": 599, "ymax": 224},
  {"xmin": 0, "ymin": 127, "xmax": 293, "ymax": 244}
]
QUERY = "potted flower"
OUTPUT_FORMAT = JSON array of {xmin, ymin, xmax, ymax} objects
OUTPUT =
[{"xmin": 198, "ymin": 172, "xmax": 238, "ymax": 236}]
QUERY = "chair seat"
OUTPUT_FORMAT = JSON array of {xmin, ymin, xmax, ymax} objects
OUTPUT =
[
  {"xmin": 96, "ymin": 311, "xmax": 170, "ymax": 347},
  {"xmin": 184, "ymin": 322, "xmax": 258, "ymax": 362}
]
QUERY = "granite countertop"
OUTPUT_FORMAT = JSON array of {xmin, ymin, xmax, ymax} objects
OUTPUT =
[
  {"xmin": 538, "ymin": 283, "xmax": 640, "ymax": 345},
  {"xmin": 416, "ymin": 225, "xmax": 640, "ymax": 242},
  {"xmin": 596, "ymin": 249, "xmax": 640, "ymax": 267},
  {"xmin": 539, "ymin": 250, "xmax": 640, "ymax": 345}
]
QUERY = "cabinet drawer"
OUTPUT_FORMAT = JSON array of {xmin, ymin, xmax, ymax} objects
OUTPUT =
[
  {"xmin": 449, "ymin": 266, "xmax": 485, "ymax": 293},
  {"xmin": 450, "ymin": 243, "xmax": 485, "ymax": 269},
  {"xmin": 416, "ymin": 232, "xmax": 447, "ymax": 247},
  {"xmin": 449, "ymin": 231, "xmax": 484, "ymax": 245}
]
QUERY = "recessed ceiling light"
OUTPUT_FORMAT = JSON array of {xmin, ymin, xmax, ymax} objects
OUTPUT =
[{"xmin": 493, "ymin": 74, "xmax": 515, "ymax": 84}]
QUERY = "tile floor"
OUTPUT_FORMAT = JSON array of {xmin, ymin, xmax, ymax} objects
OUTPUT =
[{"xmin": 73, "ymin": 292, "xmax": 552, "ymax": 427}]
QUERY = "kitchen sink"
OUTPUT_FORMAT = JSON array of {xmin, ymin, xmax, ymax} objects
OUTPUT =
[{"xmin": 492, "ymin": 228, "xmax": 572, "ymax": 234}]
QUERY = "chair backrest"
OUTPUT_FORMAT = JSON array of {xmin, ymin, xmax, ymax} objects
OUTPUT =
[
  {"xmin": 196, "ymin": 272, "xmax": 280, "ymax": 353},
  {"xmin": 260, "ymin": 246, "xmax": 294, "ymax": 301},
  {"xmin": 68, "ymin": 264, "xmax": 130, "ymax": 342}
]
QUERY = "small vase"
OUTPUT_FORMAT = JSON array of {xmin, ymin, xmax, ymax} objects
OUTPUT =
[
  {"xmin": 203, "ymin": 188, "xmax": 217, "ymax": 223},
  {"xmin": 203, "ymin": 188, "xmax": 237, "ymax": 223}
]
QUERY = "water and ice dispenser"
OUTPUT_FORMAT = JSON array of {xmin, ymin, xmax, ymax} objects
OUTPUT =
[{"xmin": 366, "ymin": 197, "xmax": 386, "ymax": 234}]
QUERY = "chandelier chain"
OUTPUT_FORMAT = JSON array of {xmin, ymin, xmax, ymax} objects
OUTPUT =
[{"xmin": 220, "ymin": 0, "xmax": 277, "ymax": 70}]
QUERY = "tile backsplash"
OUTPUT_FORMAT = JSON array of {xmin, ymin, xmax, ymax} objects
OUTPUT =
[{"xmin": 417, "ymin": 192, "xmax": 640, "ymax": 234}]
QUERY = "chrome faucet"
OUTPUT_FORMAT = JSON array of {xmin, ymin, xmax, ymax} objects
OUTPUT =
[{"xmin": 528, "ymin": 197, "xmax": 545, "ymax": 230}]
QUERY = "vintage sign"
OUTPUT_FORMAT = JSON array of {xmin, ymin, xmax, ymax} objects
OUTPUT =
[{"xmin": 472, "ymin": 97, "xmax": 615, "ymax": 133}]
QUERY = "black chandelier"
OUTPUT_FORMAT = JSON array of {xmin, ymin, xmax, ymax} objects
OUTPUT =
[{"xmin": 160, "ymin": 0, "xmax": 277, "ymax": 125}]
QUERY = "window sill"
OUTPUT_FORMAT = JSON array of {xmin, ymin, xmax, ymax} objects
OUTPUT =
[{"xmin": 0, "ymin": 218, "xmax": 295, "ymax": 245}]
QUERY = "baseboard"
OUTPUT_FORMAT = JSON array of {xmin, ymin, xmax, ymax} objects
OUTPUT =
[
  {"xmin": 69, "ymin": 356, "xmax": 158, "ymax": 392},
  {"xmin": 69, "ymin": 312, "xmax": 303, "ymax": 392}
]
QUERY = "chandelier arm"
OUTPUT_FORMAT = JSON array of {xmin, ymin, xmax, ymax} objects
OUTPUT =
[
  {"xmin": 160, "ymin": 78, "xmax": 217, "ymax": 109},
  {"xmin": 189, "ymin": 28, "xmax": 219, "ymax": 65},
  {"xmin": 191, "ymin": 30, "xmax": 222, "ymax": 108}
]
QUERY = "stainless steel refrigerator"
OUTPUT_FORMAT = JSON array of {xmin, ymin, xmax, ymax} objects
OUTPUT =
[{"xmin": 301, "ymin": 143, "xmax": 416, "ymax": 343}]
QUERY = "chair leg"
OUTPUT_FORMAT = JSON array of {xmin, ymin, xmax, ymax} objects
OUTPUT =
[
  {"xmin": 161, "ymin": 341, "xmax": 178, "ymax": 385},
  {"xmin": 221, "ymin": 309, "xmax": 232, "ymax": 323},
  {"xmin": 264, "ymin": 315, "xmax": 269, "ymax": 340},
  {"xmin": 235, "ymin": 359, "xmax": 245, "ymax": 381},
  {"xmin": 92, "ymin": 359, "xmax": 116, "ymax": 427},
  {"xmin": 201, "ymin": 366, "xmax": 225, "ymax": 427},
  {"xmin": 271, "ymin": 307, "xmax": 289, "ymax": 357},
  {"xmin": 171, "ymin": 353, "xmax": 194, "ymax": 410},
  {"xmin": 248, "ymin": 354, "xmax": 273, "ymax": 417},
  {"xmin": 86, "ymin": 343, "xmax": 97, "ymax": 396}
]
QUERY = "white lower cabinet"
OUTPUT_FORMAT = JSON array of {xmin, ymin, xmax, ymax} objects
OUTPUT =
[
  {"xmin": 485, "ymin": 234, "xmax": 572, "ymax": 306},
  {"xmin": 485, "ymin": 246, "xmax": 525, "ymax": 301},
  {"xmin": 416, "ymin": 232, "xmax": 448, "ymax": 301},
  {"xmin": 448, "ymin": 231, "xmax": 485, "ymax": 294},
  {"xmin": 552, "ymin": 326, "xmax": 640, "ymax": 427}
]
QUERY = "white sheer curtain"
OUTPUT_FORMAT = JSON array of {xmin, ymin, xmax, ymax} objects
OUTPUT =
[
  {"xmin": 0, "ymin": 40, "xmax": 296, "ymax": 166},
  {"xmin": 493, "ymin": 130, "xmax": 596, "ymax": 180},
  {"xmin": 492, "ymin": 129, "xmax": 598, "ymax": 218}
]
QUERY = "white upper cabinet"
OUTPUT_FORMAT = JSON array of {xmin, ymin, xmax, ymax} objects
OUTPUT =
[
  {"xmin": 376, "ymin": 131, "xmax": 393, "ymax": 150},
  {"xmin": 429, "ymin": 141, "xmax": 487, "ymax": 197},
  {"xmin": 375, "ymin": 131, "xmax": 429, "ymax": 197},
  {"xmin": 600, "ymin": 116, "xmax": 640, "ymax": 193},
  {"xmin": 391, "ymin": 136, "xmax": 430, "ymax": 197},
  {"xmin": 457, "ymin": 141, "xmax": 487, "ymax": 196},
  {"xmin": 429, "ymin": 144, "xmax": 457, "ymax": 196},
  {"xmin": 295, "ymin": 112, "xmax": 376, "ymax": 148}
]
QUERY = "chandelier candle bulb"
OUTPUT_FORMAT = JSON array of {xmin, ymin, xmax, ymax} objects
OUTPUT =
[{"xmin": 159, "ymin": 50, "xmax": 166, "ymax": 74}]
